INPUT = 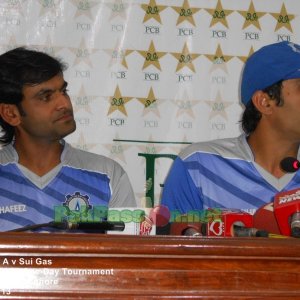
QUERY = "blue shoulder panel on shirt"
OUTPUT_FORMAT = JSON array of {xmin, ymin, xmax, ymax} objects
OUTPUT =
[{"xmin": 161, "ymin": 157, "xmax": 203, "ymax": 214}]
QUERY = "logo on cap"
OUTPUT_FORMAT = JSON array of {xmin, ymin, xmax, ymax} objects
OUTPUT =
[{"xmin": 288, "ymin": 42, "xmax": 300, "ymax": 54}]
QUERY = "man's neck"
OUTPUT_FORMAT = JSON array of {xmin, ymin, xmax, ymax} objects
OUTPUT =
[
  {"xmin": 14, "ymin": 140, "xmax": 63, "ymax": 177},
  {"xmin": 247, "ymin": 130, "xmax": 299, "ymax": 178}
]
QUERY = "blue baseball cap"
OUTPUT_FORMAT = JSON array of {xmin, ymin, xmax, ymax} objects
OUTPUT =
[{"xmin": 241, "ymin": 41, "xmax": 300, "ymax": 106}]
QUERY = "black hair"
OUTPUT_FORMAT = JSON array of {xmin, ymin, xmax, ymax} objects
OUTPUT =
[
  {"xmin": 241, "ymin": 81, "xmax": 283, "ymax": 135},
  {"xmin": 0, "ymin": 47, "xmax": 67, "ymax": 145}
]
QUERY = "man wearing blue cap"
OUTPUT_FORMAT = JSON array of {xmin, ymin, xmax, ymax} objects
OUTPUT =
[{"xmin": 161, "ymin": 41, "xmax": 300, "ymax": 215}]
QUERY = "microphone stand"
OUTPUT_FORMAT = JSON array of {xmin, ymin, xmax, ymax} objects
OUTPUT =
[
  {"xmin": 7, "ymin": 222, "xmax": 58, "ymax": 232},
  {"xmin": 6, "ymin": 221, "xmax": 125, "ymax": 233}
]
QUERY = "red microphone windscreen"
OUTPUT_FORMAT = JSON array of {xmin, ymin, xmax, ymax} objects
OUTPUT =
[
  {"xmin": 170, "ymin": 221, "xmax": 203, "ymax": 236},
  {"xmin": 253, "ymin": 202, "xmax": 281, "ymax": 234},
  {"xmin": 273, "ymin": 188, "xmax": 300, "ymax": 236},
  {"xmin": 204, "ymin": 208, "xmax": 253, "ymax": 237}
]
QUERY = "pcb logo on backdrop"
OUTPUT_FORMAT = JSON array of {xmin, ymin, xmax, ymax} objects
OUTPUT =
[
  {"xmin": 270, "ymin": 3, "xmax": 295, "ymax": 33},
  {"xmin": 141, "ymin": 0, "xmax": 168, "ymax": 25}
]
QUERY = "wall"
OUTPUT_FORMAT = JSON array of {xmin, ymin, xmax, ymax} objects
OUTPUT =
[{"xmin": 1, "ymin": 0, "xmax": 299, "ymax": 208}]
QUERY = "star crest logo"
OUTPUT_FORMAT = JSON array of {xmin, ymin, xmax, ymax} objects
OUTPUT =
[
  {"xmin": 205, "ymin": 92, "xmax": 233, "ymax": 120},
  {"xmin": 204, "ymin": 44, "xmax": 234, "ymax": 74},
  {"xmin": 70, "ymin": 0, "xmax": 99, "ymax": 19},
  {"xmin": 69, "ymin": 39, "xmax": 98, "ymax": 68},
  {"xmin": 174, "ymin": 91, "xmax": 199, "ymax": 119},
  {"xmin": 171, "ymin": 0, "xmax": 201, "ymax": 26},
  {"xmin": 141, "ymin": 0, "xmax": 168, "ymax": 24},
  {"xmin": 237, "ymin": 46, "xmax": 255, "ymax": 64},
  {"xmin": 71, "ymin": 85, "xmax": 97, "ymax": 114},
  {"xmin": 137, "ymin": 40, "xmax": 168, "ymax": 71},
  {"xmin": 29, "ymin": 37, "xmax": 63, "ymax": 59},
  {"xmin": 107, "ymin": 85, "xmax": 134, "ymax": 116},
  {"xmin": 3, "ymin": 0, "xmax": 24, "ymax": 17},
  {"xmin": 70, "ymin": 132, "xmax": 97, "ymax": 152},
  {"xmin": 137, "ymin": 87, "xmax": 161, "ymax": 117},
  {"xmin": 205, "ymin": 0, "xmax": 234, "ymax": 29},
  {"xmin": 103, "ymin": 39, "xmax": 134, "ymax": 69},
  {"xmin": 238, "ymin": 1, "xmax": 266, "ymax": 31},
  {"xmin": 107, "ymin": 0, "xmax": 130, "ymax": 21},
  {"xmin": 105, "ymin": 134, "xmax": 131, "ymax": 164},
  {"xmin": 171, "ymin": 42, "xmax": 200, "ymax": 73},
  {"xmin": 137, "ymin": 136, "xmax": 166, "ymax": 159},
  {"xmin": 270, "ymin": 3, "xmax": 295, "ymax": 32},
  {"xmin": 38, "ymin": 0, "xmax": 60, "ymax": 16}
]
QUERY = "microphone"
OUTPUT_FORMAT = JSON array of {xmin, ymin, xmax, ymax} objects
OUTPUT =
[
  {"xmin": 253, "ymin": 202, "xmax": 281, "ymax": 235},
  {"xmin": 231, "ymin": 224, "xmax": 288, "ymax": 238},
  {"xmin": 200, "ymin": 222, "xmax": 268, "ymax": 237},
  {"xmin": 170, "ymin": 221, "xmax": 204, "ymax": 236},
  {"xmin": 59, "ymin": 221, "xmax": 125, "ymax": 232},
  {"xmin": 274, "ymin": 188, "xmax": 300, "ymax": 238},
  {"xmin": 169, "ymin": 209, "xmax": 286, "ymax": 238},
  {"xmin": 7, "ymin": 221, "xmax": 125, "ymax": 233},
  {"xmin": 280, "ymin": 157, "xmax": 300, "ymax": 173},
  {"xmin": 170, "ymin": 208, "xmax": 254, "ymax": 237},
  {"xmin": 231, "ymin": 224, "xmax": 268, "ymax": 237},
  {"xmin": 202, "ymin": 208, "xmax": 253, "ymax": 237}
]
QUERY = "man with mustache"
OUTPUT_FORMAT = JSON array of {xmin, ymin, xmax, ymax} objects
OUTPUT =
[{"xmin": 0, "ymin": 47, "xmax": 136, "ymax": 231}]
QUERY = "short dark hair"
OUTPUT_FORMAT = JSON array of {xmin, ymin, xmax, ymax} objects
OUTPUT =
[
  {"xmin": 0, "ymin": 47, "xmax": 67, "ymax": 145},
  {"xmin": 241, "ymin": 81, "xmax": 283, "ymax": 135}
]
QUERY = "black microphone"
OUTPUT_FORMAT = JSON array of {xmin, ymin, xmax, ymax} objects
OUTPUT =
[
  {"xmin": 200, "ymin": 222, "xmax": 269, "ymax": 237},
  {"xmin": 58, "ymin": 221, "xmax": 125, "ymax": 232},
  {"xmin": 232, "ymin": 224, "xmax": 269, "ymax": 237},
  {"xmin": 182, "ymin": 227, "xmax": 202, "ymax": 236},
  {"xmin": 290, "ymin": 212, "xmax": 300, "ymax": 238},
  {"xmin": 7, "ymin": 221, "xmax": 125, "ymax": 233},
  {"xmin": 280, "ymin": 157, "xmax": 300, "ymax": 173}
]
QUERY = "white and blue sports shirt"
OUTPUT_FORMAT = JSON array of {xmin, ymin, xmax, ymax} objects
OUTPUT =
[
  {"xmin": 0, "ymin": 141, "xmax": 136, "ymax": 231},
  {"xmin": 161, "ymin": 134, "xmax": 300, "ymax": 215}
]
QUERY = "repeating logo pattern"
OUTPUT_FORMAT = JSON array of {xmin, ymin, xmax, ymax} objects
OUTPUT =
[{"xmin": 0, "ymin": 0, "xmax": 299, "ymax": 207}]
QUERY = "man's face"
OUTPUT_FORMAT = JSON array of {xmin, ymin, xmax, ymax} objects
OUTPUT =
[
  {"xmin": 271, "ymin": 78, "xmax": 300, "ymax": 141},
  {"xmin": 16, "ymin": 73, "xmax": 76, "ymax": 142}
]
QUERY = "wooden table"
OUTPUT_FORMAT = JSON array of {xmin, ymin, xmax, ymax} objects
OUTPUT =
[{"xmin": 0, "ymin": 232, "xmax": 299, "ymax": 299}]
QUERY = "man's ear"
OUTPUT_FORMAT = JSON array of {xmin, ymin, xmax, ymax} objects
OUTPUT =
[
  {"xmin": 0, "ymin": 103, "xmax": 21, "ymax": 126},
  {"xmin": 251, "ymin": 91, "xmax": 273, "ymax": 115}
]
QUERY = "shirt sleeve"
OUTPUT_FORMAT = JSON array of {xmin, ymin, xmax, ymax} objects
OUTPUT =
[
  {"xmin": 161, "ymin": 157, "xmax": 203, "ymax": 214},
  {"xmin": 108, "ymin": 167, "xmax": 137, "ymax": 208}
]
